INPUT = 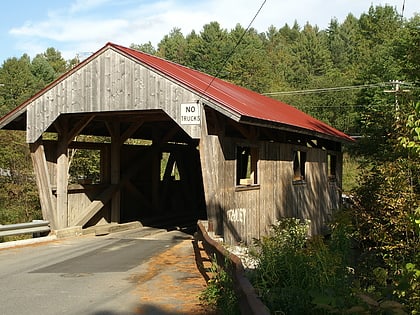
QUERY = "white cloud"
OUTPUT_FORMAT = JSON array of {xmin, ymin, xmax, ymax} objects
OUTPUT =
[
  {"xmin": 6, "ymin": 0, "xmax": 418, "ymax": 61},
  {"xmin": 69, "ymin": 0, "xmax": 113, "ymax": 14}
]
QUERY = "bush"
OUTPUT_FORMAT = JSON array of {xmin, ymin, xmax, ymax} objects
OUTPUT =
[
  {"xmin": 249, "ymin": 218, "xmax": 357, "ymax": 314},
  {"xmin": 352, "ymin": 157, "xmax": 420, "ymax": 313}
]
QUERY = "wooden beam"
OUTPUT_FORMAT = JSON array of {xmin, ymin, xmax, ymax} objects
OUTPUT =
[
  {"xmin": 106, "ymin": 121, "xmax": 121, "ymax": 223},
  {"xmin": 43, "ymin": 139, "xmax": 110, "ymax": 150},
  {"xmin": 56, "ymin": 118, "xmax": 69, "ymax": 229},
  {"xmin": 159, "ymin": 126, "xmax": 180, "ymax": 144},
  {"xmin": 30, "ymin": 140, "xmax": 57, "ymax": 228},
  {"xmin": 120, "ymin": 121, "xmax": 144, "ymax": 144},
  {"xmin": 66, "ymin": 115, "xmax": 95, "ymax": 145}
]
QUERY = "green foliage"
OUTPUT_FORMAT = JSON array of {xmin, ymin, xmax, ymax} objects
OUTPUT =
[
  {"xmin": 248, "ymin": 215, "xmax": 417, "ymax": 314},
  {"xmin": 42, "ymin": 47, "xmax": 67, "ymax": 75},
  {"xmin": 348, "ymin": 92, "xmax": 420, "ymax": 314},
  {"xmin": 249, "ymin": 218, "xmax": 356, "ymax": 314},
  {"xmin": 200, "ymin": 257, "xmax": 240, "ymax": 315},
  {"xmin": 130, "ymin": 41, "xmax": 156, "ymax": 55},
  {"xmin": 185, "ymin": 21, "xmax": 231, "ymax": 77},
  {"xmin": 0, "ymin": 131, "xmax": 41, "ymax": 228},
  {"xmin": 156, "ymin": 27, "xmax": 186, "ymax": 64},
  {"xmin": 0, "ymin": 55, "xmax": 37, "ymax": 115},
  {"xmin": 342, "ymin": 152, "xmax": 361, "ymax": 192},
  {"xmin": 224, "ymin": 24, "xmax": 271, "ymax": 93},
  {"xmin": 130, "ymin": 4, "xmax": 419, "ymax": 137},
  {"xmin": 399, "ymin": 101, "xmax": 420, "ymax": 156},
  {"xmin": 351, "ymin": 155, "xmax": 420, "ymax": 313},
  {"xmin": 0, "ymin": 47, "xmax": 68, "ymax": 227}
]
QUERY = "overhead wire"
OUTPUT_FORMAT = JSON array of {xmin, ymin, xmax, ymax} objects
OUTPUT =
[
  {"xmin": 204, "ymin": 0, "xmax": 267, "ymax": 92},
  {"xmin": 263, "ymin": 82, "xmax": 389, "ymax": 96}
]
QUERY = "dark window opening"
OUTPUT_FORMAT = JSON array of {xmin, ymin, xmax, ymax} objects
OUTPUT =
[
  {"xmin": 236, "ymin": 146, "xmax": 258, "ymax": 186},
  {"xmin": 328, "ymin": 154, "xmax": 337, "ymax": 181},
  {"xmin": 293, "ymin": 150, "xmax": 306, "ymax": 181}
]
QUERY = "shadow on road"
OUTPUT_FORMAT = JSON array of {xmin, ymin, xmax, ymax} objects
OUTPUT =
[{"xmin": 91, "ymin": 302, "xmax": 214, "ymax": 315}]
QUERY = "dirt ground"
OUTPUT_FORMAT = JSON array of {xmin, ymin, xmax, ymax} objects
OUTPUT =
[{"xmin": 131, "ymin": 237, "xmax": 216, "ymax": 315}]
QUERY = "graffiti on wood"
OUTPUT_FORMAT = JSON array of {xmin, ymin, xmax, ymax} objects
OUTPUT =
[{"xmin": 227, "ymin": 208, "xmax": 246, "ymax": 223}]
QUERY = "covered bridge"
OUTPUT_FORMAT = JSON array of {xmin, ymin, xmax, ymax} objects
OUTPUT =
[{"xmin": 0, "ymin": 42, "xmax": 352, "ymax": 244}]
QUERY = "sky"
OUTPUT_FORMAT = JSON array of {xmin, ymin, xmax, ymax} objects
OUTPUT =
[{"xmin": 0, "ymin": 0, "xmax": 419, "ymax": 65}]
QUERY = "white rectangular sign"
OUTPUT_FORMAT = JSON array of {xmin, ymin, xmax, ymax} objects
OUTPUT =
[{"xmin": 180, "ymin": 102, "xmax": 201, "ymax": 125}]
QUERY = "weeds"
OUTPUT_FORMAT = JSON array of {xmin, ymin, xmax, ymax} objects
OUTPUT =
[
  {"xmin": 200, "ymin": 257, "xmax": 240, "ymax": 315},
  {"xmin": 249, "ymin": 217, "xmax": 357, "ymax": 314}
]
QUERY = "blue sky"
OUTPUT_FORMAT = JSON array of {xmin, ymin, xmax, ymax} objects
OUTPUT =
[{"xmin": 1, "ymin": 0, "xmax": 419, "ymax": 65}]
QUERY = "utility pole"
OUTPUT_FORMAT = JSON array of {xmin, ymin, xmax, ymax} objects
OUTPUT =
[{"xmin": 384, "ymin": 80, "xmax": 411, "ymax": 120}]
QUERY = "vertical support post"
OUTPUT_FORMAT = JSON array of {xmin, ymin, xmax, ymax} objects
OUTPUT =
[
  {"xmin": 56, "ymin": 120, "xmax": 69, "ymax": 229},
  {"xmin": 199, "ymin": 107, "xmax": 220, "ymax": 234},
  {"xmin": 30, "ymin": 140, "xmax": 57, "ymax": 229},
  {"xmin": 109, "ymin": 121, "xmax": 121, "ymax": 223},
  {"xmin": 151, "ymin": 146, "xmax": 160, "ymax": 211}
]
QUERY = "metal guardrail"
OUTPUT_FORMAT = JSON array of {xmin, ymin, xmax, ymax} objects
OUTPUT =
[
  {"xmin": 0, "ymin": 220, "xmax": 50, "ymax": 238},
  {"xmin": 196, "ymin": 220, "xmax": 270, "ymax": 315}
]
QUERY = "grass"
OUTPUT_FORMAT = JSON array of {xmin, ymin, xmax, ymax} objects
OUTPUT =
[{"xmin": 342, "ymin": 152, "xmax": 361, "ymax": 193}]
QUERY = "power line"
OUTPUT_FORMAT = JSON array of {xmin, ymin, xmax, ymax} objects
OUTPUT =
[
  {"xmin": 263, "ymin": 83, "xmax": 389, "ymax": 96},
  {"xmin": 293, "ymin": 103, "xmax": 395, "ymax": 109},
  {"xmin": 204, "ymin": 0, "xmax": 267, "ymax": 92}
]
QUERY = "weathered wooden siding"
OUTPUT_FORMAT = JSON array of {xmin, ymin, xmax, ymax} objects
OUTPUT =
[
  {"xmin": 67, "ymin": 184, "xmax": 110, "ymax": 226},
  {"xmin": 200, "ymin": 126, "xmax": 343, "ymax": 245},
  {"xmin": 26, "ymin": 47, "xmax": 201, "ymax": 143},
  {"xmin": 199, "ymin": 109, "xmax": 224, "ymax": 236}
]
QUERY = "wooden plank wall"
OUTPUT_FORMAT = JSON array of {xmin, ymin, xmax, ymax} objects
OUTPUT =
[
  {"xmin": 67, "ymin": 184, "xmax": 110, "ymax": 226},
  {"xmin": 199, "ymin": 111, "xmax": 224, "ymax": 236},
  {"xmin": 25, "ymin": 47, "xmax": 201, "ymax": 143},
  {"xmin": 200, "ymin": 129, "xmax": 343, "ymax": 245}
]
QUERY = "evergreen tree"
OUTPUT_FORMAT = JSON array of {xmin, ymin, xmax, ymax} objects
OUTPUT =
[
  {"xmin": 130, "ymin": 41, "xmax": 157, "ymax": 55},
  {"xmin": 185, "ymin": 21, "xmax": 230, "ymax": 77},
  {"xmin": 31, "ymin": 54, "xmax": 56, "ymax": 90},
  {"xmin": 224, "ymin": 24, "xmax": 271, "ymax": 93},
  {"xmin": 43, "ymin": 47, "xmax": 67, "ymax": 75},
  {"xmin": 156, "ymin": 27, "xmax": 187, "ymax": 64},
  {"xmin": 0, "ymin": 55, "xmax": 37, "ymax": 115}
]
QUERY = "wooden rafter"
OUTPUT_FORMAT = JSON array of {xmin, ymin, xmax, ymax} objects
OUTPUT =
[
  {"xmin": 120, "ymin": 121, "xmax": 144, "ymax": 144},
  {"xmin": 66, "ymin": 115, "xmax": 95, "ymax": 145}
]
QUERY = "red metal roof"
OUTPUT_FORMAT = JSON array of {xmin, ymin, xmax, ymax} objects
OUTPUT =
[
  {"xmin": 0, "ymin": 42, "xmax": 352, "ymax": 142},
  {"xmin": 110, "ymin": 43, "xmax": 352, "ymax": 142}
]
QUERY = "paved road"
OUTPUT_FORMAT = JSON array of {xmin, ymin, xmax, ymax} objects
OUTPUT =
[{"xmin": 0, "ymin": 227, "xmax": 208, "ymax": 315}]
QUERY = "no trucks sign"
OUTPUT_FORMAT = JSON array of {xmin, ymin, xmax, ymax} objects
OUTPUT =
[{"xmin": 180, "ymin": 102, "xmax": 201, "ymax": 125}]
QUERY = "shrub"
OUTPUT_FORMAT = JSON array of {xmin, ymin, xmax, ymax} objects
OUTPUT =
[{"xmin": 249, "ymin": 218, "xmax": 357, "ymax": 314}]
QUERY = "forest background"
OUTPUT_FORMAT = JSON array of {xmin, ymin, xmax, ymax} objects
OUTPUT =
[{"xmin": 0, "ymin": 4, "xmax": 419, "ymax": 312}]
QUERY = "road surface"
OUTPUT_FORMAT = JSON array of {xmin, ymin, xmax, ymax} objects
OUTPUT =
[{"xmin": 0, "ymin": 227, "xmax": 210, "ymax": 315}]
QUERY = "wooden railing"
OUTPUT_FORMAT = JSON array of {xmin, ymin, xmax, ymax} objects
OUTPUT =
[{"xmin": 195, "ymin": 220, "xmax": 270, "ymax": 315}]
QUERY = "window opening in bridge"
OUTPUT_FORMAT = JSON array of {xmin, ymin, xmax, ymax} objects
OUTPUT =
[
  {"xmin": 160, "ymin": 152, "xmax": 180, "ymax": 181},
  {"xmin": 236, "ymin": 146, "xmax": 258, "ymax": 186},
  {"xmin": 328, "ymin": 154, "xmax": 337, "ymax": 181},
  {"xmin": 124, "ymin": 138, "xmax": 152, "ymax": 146},
  {"xmin": 293, "ymin": 150, "xmax": 306, "ymax": 182},
  {"xmin": 69, "ymin": 149, "xmax": 101, "ymax": 184}
]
